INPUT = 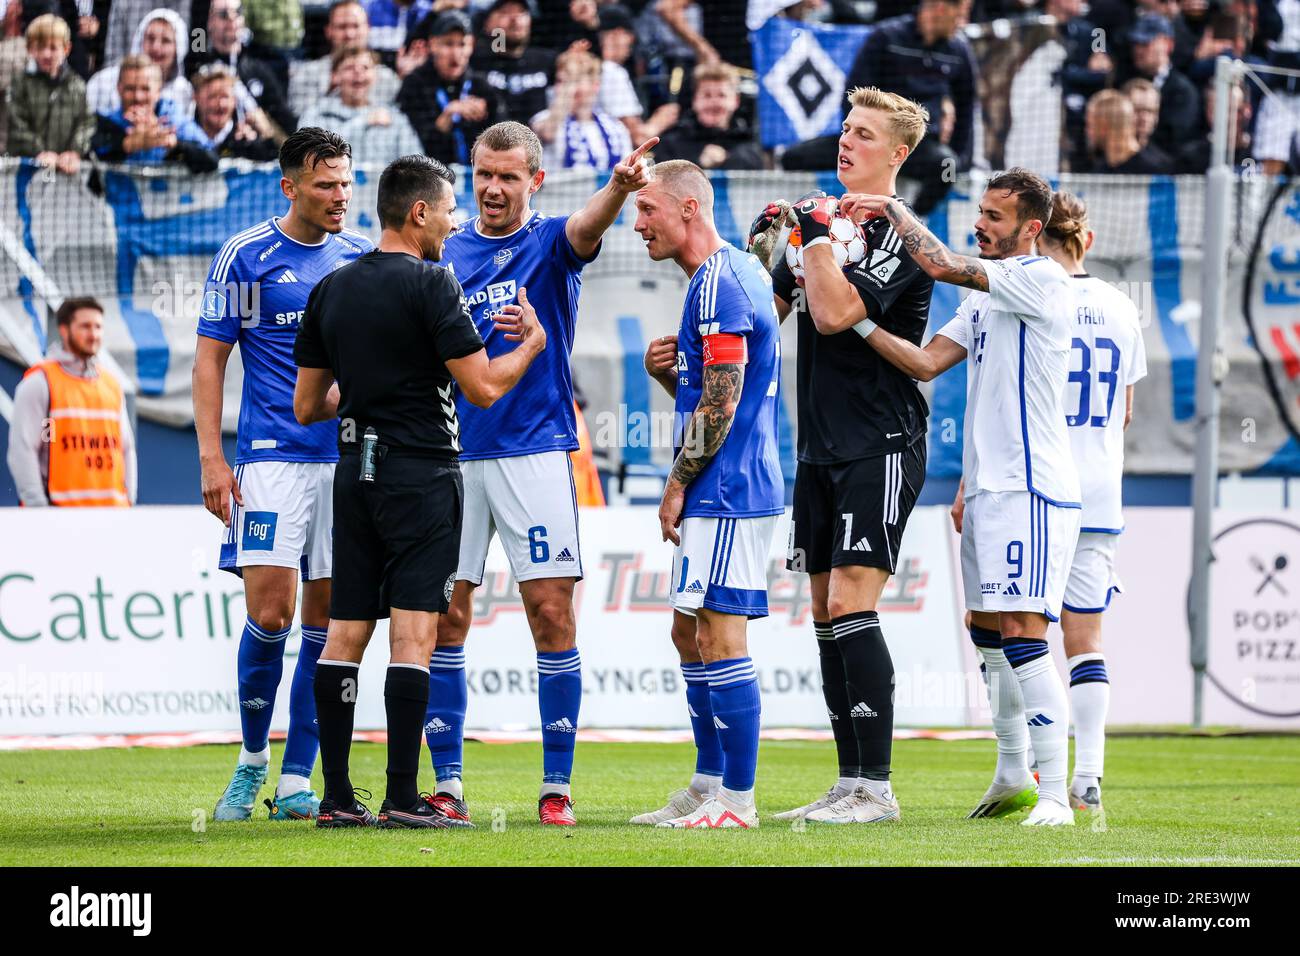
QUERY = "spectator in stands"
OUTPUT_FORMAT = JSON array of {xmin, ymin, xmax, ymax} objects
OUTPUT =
[
  {"xmin": 397, "ymin": 10, "xmax": 503, "ymax": 164},
  {"xmin": 0, "ymin": 1, "xmax": 25, "ymax": 153},
  {"xmin": 784, "ymin": 0, "xmax": 975, "ymax": 215},
  {"xmin": 1090, "ymin": 0, "xmax": 1198, "ymax": 73},
  {"xmin": 531, "ymin": 47, "xmax": 630, "ymax": 169},
  {"xmin": 556, "ymin": 0, "xmax": 600, "ymax": 51},
  {"xmin": 1118, "ymin": 12, "xmax": 1201, "ymax": 155},
  {"xmin": 1122, "ymin": 77, "xmax": 1168, "ymax": 155},
  {"xmin": 6, "ymin": 13, "xmax": 93, "ymax": 171},
  {"xmin": 1050, "ymin": 0, "xmax": 1114, "ymax": 172},
  {"xmin": 103, "ymin": 0, "xmax": 188, "ymax": 69},
  {"xmin": 19, "ymin": 0, "xmax": 108, "ymax": 79},
  {"xmin": 175, "ymin": 62, "xmax": 278, "ymax": 158},
  {"xmin": 1176, "ymin": 76, "xmax": 1253, "ymax": 173},
  {"xmin": 1187, "ymin": 0, "xmax": 1256, "ymax": 85},
  {"xmin": 363, "ymin": 0, "xmax": 434, "ymax": 64},
  {"xmin": 6, "ymin": 297, "xmax": 136, "ymax": 508},
  {"xmin": 1255, "ymin": 0, "xmax": 1300, "ymax": 175},
  {"xmin": 595, "ymin": 4, "xmax": 678, "ymax": 145},
  {"xmin": 92, "ymin": 54, "xmax": 217, "ymax": 169},
  {"xmin": 186, "ymin": 0, "xmax": 297, "ymax": 136},
  {"xmin": 472, "ymin": 0, "xmax": 557, "ymax": 125},
  {"xmin": 656, "ymin": 61, "xmax": 763, "ymax": 169},
  {"xmin": 289, "ymin": 0, "xmax": 401, "ymax": 118},
  {"xmin": 242, "ymin": 0, "xmax": 305, "ymax": 90},
  {"xmin": 299, "ymin": 46, "xmax": 422, "ymax": 164},
  {"xmin": 1083, "ymin": 88, "xmax": 1174, "ymax": 173},
  {"xmin": 634, "ymin": 0, "xmax": 702, "ymax": 83},
  {"xmin": 657, "ymin": 0, "xmax": 750, "ymax": 70},
  {"xmin": 86, "ymin": 8, "xmax": 193, "ymax": 120}
]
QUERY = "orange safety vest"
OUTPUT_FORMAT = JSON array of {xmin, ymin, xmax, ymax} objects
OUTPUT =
[
  {"xmin": 24, "ymin": 359, "xmax": 129, "ymax": 507},
  {"xmin": 570, "ymin": 401, "xmax": 605, "ymax": 507}
]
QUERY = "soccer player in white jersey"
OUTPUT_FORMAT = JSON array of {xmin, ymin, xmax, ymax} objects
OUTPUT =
[
  {"xmin": 632, "ymin": 160, "xmax": 784, "ymax": 829},
  {"xmin": 421, "ymin": 122, "xmax": 657, "ymax": 827},
  {"xmin": 1037, "ymin": 190, "xmax": 1146, "ymax": 814},
  {"xmin": 194, "ymin": 128, "xmax": 372, "ymax": 821},
  {"xmin": 841, "ymin": 168, "xmax": 1084, "ymax": 826}
]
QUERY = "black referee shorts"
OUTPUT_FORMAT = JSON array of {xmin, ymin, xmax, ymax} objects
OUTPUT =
[
  {"xmin": 331, "ymin": 452, "xmax": 463, "ymax": 620},
  {"xmin": 787, "ymin": 439, "xmax": 926, "ymax": 576}
]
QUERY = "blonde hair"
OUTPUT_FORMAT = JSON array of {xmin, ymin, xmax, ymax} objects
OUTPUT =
[
  {"xmin": 557, "ymin": 48, "xmax": 601, "ymax": 80},
  {"xmin": 119, "ymin": 53, "xmax": 162, "ymax": 85},
  {"xmin": 648, "ymin": 159, "xmax": 714, "ymax": 221},
  {"xmin": 694, "ymin": 61, "xmax": 738, "ymax": 90},
  {"xmin": 471, "ymin": 120, "xmax": 544, "ymax": 175},
  {"xmin": 1087, "ymin": 89, "xmax": 1133, "ymax": 133},
  {"xmin": 1043, "ymin": 190, "xmax": 1089, "ymax": 262},
  {"xmin": 846, "ymin": 87, "xmax": 929, "ymax": 150},
  {"xmin": 26, "ymin": 13, "xmax": 71, "ymax": 47}
]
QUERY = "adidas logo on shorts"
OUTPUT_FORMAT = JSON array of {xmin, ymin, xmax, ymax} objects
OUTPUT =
[
  {"xmin": 685, "ymin": 579, "xmax": 705, "ymax": 594},
  {"xmin": 556, "ymin": 548, "xmax": 575, "ymax": 562},
  {"xmin": 1003, "ymin": 581, "xmax": 1022, "ymax": 596},
  {"xmin": 424, "ymin": 717, "xmax": 451, "ymax": 734},
  {"xmin": 850, "ymin": 701, "xmax": 878, "ymax": 718},
  {"xmin": 713, "ymin": 716, "xmax": 729, "ymax": 730},
  {"xmin": 850, "ymin": 537, "xmax": 872, "ymax": 552},
  {"xmin": 545, "ymin": 717, "xmax": 577, "ymax": 733}
]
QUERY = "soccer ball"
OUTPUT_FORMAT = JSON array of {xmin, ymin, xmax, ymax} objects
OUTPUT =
[{"xmin": 785, "ymin": 214, "xmax": 868, "ymax": 281}]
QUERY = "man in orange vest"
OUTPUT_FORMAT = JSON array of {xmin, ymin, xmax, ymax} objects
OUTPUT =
[{"xmin": 6, "ymin": 297, "xmax": 136, "ymax": 507}]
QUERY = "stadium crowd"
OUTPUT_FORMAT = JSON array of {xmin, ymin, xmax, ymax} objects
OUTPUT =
[{"xmin": 1, "ymin": 0, "xmax": 1296, "ymax": 180}]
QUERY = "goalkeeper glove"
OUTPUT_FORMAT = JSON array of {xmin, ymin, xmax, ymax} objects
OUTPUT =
[{"xmin": 791, "ymin": 191, "xmax": 837, "ymax": 247}]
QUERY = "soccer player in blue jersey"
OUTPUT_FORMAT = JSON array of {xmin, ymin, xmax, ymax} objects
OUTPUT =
[
  {"xmin": 420, "ymin": 121, "xmax": 655, "ymax": 826},
  {"xmin": 631, "ymin": 160, "xmax": 784, "ymax": 829},
  {"xmin": 193, "ymin": 128, "xmax": 373, "ymax": 821}
]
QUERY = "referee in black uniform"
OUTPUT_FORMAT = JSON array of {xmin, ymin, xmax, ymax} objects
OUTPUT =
[
  {"xmin": 293, "ymin": 155, "xmax": 546, "ymax": 829},
  {"xmin": 756, "ymin": 89, "xmax": 935, "ymax": 823}
]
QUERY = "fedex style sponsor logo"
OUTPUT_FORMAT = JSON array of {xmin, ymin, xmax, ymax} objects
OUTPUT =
[{"xmin": 466, "ymin": 280, "xmax": 517, "ymax": 307}]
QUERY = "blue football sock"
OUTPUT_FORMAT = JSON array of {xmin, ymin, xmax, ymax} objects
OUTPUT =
[
  {"xmin": 426, "ymin": 646, "xmax": 467, "ymax": 784},
  {"xmin": 706, "ymin": 657, "xmax": 761, "ymax": 793},
  {"xmin": 237, "ymin": 618, "xmax": 290, "ymax": 754},
  {"xmin": 279, "ymin": 624, "xmax": 325, "ymax": 781},
  {"xmin": 537, "ymin": 649, "xmax": 582, "ymax": 788},
  {"xmin": 681, "ymin": 662, "xmax": 723, "ymax": 778}
]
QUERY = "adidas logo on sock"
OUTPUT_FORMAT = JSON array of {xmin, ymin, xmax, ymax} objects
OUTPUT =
[
  {"xmin": 850, "ymin": 701, "xmax": 877, "ymax": 718},
  {"xmin": 556, "ymin": 548, "xmax": 575, "ymax": 562},
  {"xmin": 850, "ymin": 537, "xmax": 872, "ymax": 552},
  {"xmin": 545, "ymin": 717, "xmax": 577, "ymax": 733},
  {"xmin": 713, "ymin": 715, "xmax": 729, "ymax": 730},
  {"xmin": 240, "ymin": 697, "xmax": 270, "ymax": 710},
  {"xmin": 1027, "ymin": 713, "xmax": 1054, "ymax": 726},
  {"xmin": 424, "ymin": 717, "xmax": 451, "ymax": 734},
  {"xmin": 275, "ymin": 269, "xmax": 298, "ymax": 283},
  {"xmin": 685, "ymin": 579, "xmax": 705, "ymax": 594},
  {"xmin": 1003, "ymin": 581, "xmax": 1022, "ymax": 596}
]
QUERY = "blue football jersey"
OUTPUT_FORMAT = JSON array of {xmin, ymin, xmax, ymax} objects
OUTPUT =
[
  {"xmin": 442, "ymin": 212, "xmax": 595, "ymax": 460},
  {"xmin": 197, "ymin": 218, "xmax": 372, "ymax": 464},
  {"xmin": 675, "ymin": 245, "xmax": 783, "ymax": 519}
]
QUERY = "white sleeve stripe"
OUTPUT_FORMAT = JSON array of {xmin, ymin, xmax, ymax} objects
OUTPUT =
[
  {"xmin": 698, "ymin": 253, "xmax": 719, "ymax": 322},
  {"xmin": 211, "ymin": 223, "xmax": 275, "ymax": 284}
]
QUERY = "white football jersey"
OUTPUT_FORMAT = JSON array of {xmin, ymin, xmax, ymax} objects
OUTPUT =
[
  {"xmin": 1063, "ymin": 275, "xmax": 1147, "ymax": 532},
  {"xmin": 936, "ymin": 255, "xmax": 1082, "ymax": 506}
]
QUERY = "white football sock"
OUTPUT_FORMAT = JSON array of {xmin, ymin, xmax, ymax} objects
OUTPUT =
[
  {"xmin": 436, "ymin": 776, "xmax": 464, "ymax": 800},
  {"xmin": 239, "ymin": 745, "xmax": 270, "ymax": 767},
  {"xmin": 1068, "ymin": 653, "xmax": 1109, "ymax": 781},
  {"xmin": 541, "ymin": 781, "xmax": 571, "ymax": 799},
  {"xmin": 976, "ymin": 646, "xmax": 1030, "ymax": 785},
  {"xmin": 858, "ymin": 778, "xmax": 893, "ymax": 802},
  {"xmin": 718, "ymin": 786, "xmax": 754, "ymax": 809},
  {"xmin": 690, "ymin": 772, "xmax": 721, "ymax": 797},
  {"xmin": 836, "ymin": 775, "xmax": 860, "ymax": 795},
  {"xmin": 1012, "ymin": 652, "xmax": 1070, "ymax": 807},
  {"xmin": 276, "ymin": 773, "xmax": 311, "ymax": 797}
]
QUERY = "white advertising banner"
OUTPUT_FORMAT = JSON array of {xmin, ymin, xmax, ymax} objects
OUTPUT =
[{"xmin": 0, "ymin": 505, "xmax": 966, "ymax": 735}]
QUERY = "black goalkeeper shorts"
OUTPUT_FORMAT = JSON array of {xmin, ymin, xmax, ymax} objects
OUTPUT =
[
  {"xmin": 787, "ymin": 439, "xmax": 926, "ymax": 576},
  {"xmin": 331, "ymin": 452, "xmax": 463, "ymax": 620}
]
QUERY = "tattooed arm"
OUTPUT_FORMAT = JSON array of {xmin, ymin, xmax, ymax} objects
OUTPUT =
[
  {"xmin": 839, "ymin": 194, "xmax": 989, "ymax": 292},
  {"xmin": 658, "ymin": 361, "xmax": 744, "ymax": 544}
]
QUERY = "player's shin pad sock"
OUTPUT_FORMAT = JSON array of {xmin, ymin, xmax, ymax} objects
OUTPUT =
[
  {"xmin": 279, "ymin": 624, "xmax": 325, "ymax": 790},
  {"xmin": 706, "ymin": 657, "xmax": 761, "ymax": 794},
  {"xmin": 538, "ymin": 649, "xmax": 582, "ymax": 790},
  {"xmin": 971, "ymin": 625, "xmax": 1030, "ymax": 785},
  {"xmin": 681, "ymin": 661, "xmax": 724, "ymax": 784},
  {"xmin": 834, "ymin": 611, "xmax": 894, "ymax": 788},
  {"xmin": 314, "ymin": 660, "xmax": 360, "ymax": 805},
  {"xmin": 1068, "ymin": 653, "xmax": 1109, "ymax": 782},
  {"xmin": 237, "ymin": 618, "xmax": 290, "ymax": 755},
  {"xmin": 816, "ymin": 622, "xmax": 861, "ymax": 780},
  {"xmin": 384, "ymin": 664, "xmax": 430, "ymax": 808},
  {"xmin": 426, "ymin": 647, "xmax": 468, "ymax": 791},
  {"xmin": 1004, "ymin": 639, "xmax": 1069, "ymax": 806}
]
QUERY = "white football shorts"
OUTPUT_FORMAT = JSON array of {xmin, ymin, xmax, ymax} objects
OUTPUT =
[
  {"xmin": 457, "ymin": 450, "xmax": 583, "ymax": 584},
  {"xmin": 220, "ymin": 460, "xmax": 334, "ymax": 580},
  {"xmin": 670, "ymin": 514, "xmax": 779, "ymax": 619},
  {"xmin": 960, "ymin": 490, "xmax": 1081, "ymax": 621},
  {"xmin": 1062, "ymin": 531, "xmax": 1123, "ymax": 613}
]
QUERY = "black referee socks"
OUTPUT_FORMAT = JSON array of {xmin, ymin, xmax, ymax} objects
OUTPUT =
[
  {"xmin": 314, "ymin": 660, "xmax": 360, "ymax": 805},
  {"xmin": 833, "ymin": 611, "xmax": 895, "ymax": 780},
  {"xmin": 385, "ymin": 664, "xmax": 431, "ymax": 808},
  {"xmin": 815, "ymin": 622, "xmax": 861, "ymax": 778}
]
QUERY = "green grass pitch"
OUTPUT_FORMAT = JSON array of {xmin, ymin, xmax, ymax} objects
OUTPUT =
[{"xmin": 4, "ymin": 736, "xmax": 1298, "ymax": 866}]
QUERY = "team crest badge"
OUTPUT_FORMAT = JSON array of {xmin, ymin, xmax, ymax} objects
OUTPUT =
[{"xmin": 494, "ymin": 247, "xmax": 514, "ymax": 268}]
